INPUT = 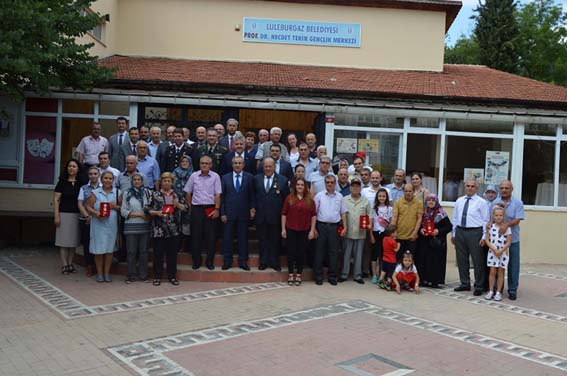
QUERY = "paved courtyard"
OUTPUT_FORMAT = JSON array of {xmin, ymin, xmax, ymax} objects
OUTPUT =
[{"xmin": 0, "ymin": 248, "xmax": 566, "ymax": 376}]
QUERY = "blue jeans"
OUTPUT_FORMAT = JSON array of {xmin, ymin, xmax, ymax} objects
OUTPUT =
[{"xmin": 507, "ymin": 242, "xmax": 520, "ymax": 294}]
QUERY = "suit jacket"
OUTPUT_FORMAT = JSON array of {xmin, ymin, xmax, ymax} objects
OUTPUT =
[
  {"xmin": 164, "ymin": 143, "xmax": 193, "ymax": 173},
  {"xmin": 108, "ymin": 132, "xmax": 129, "ymax": 169},
  {"xmin": 117, "ymin": 141, "xmax": 137, "ymax": 172},
  {"xmin": 253, "ymin": 173, "xmax": 289, "ymax": 225},
  {"xmin": 156, "ymin": 141, "xmax": 171, "ymax": 172},
  {"xmin": 220, "ymin": 151, "xmax": 257, "ymax": 176},
  {"xmin": 257, "ymin": 159, "xmax": 293, "ymax": 181},
  {"xmin": 221, "ymin": 171, "xmax": 255, "ymax": 221},
  {"xmin": 219, "ymin": 134, "xmax": 237, "ymax": 150}
]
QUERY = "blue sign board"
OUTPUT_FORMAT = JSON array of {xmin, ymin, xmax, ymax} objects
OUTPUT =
[{"xmin": 242, "ymin": 18, "xmax": 361, "ymax": 48}]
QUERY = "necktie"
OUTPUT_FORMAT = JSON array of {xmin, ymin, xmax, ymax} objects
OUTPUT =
[
  {"xmin": 235, "ymin": 174, "xmax": 241, "ymax": 192},
  {"xmin": 132, "ymin": 144, "xmax": 136, "ymax": 155},
  {"xmin": 119, "ymin": 134, "xmax": 123, "ymax": 145},
  {"xmin": 265, "ymin": 176, "xmax": 271, "ymax": 193},
  {"xmin": 461, "ymin": 197, "xmax": 471, "ymax": 227},
  {"xmin": 209, "ymin": 147, "xmax": 213, "ymax": 154},
  {"xmin": 229, "ymin": 136, "xmax": 233, "ymax": 151}
]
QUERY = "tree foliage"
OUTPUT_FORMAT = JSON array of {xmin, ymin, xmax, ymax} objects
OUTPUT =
[
  {"xmin": 472, "ymin": 0, "xmax": 521, "ymax": 73},
  {"xmin": 0, "ymin": 0, "xmax": 113, "ymax": 103},
  {"xmin": 444, "ymin": 35, "xmax": 481, "ymax": 65}
]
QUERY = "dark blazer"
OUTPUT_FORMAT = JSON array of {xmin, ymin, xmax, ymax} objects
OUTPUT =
[
  {"xmin": 194, "ymin": 143, "xmax": 228, "ymax": 174},
  {"xmin": 117, "ymin": 141, "xmax": 137, "ymax": 172},
  {"xmin": 163, "ymin": 143, "xmax": 193, "ymax": 173},
  {"xmin": 257, "ymin": 159, "xmax": 293, "ymax": 181},
  {"xmin": 253, "ymin": 173, "xmax": 289, "ymax": 225},
  {"xmin": 221, "ymin": 171, "xmax": 255, "ymax": 221},
  {"xmin": 108, "ymin": 132, "xmax": 129, "ymax": 169},
  {"xmin": 156, "ymin": 141, "xmax": 170, "ymax": 172},
  {"xmin": 219, "ymin": 134, "xmax": 237, "ymax": 150},
  {"xmin": 220, "ymin": 151, "xmax": 257, "ymax": 176}
]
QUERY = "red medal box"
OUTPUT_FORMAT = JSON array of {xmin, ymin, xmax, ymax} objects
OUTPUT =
[
  {"xmin": 359, "ymin": 215, "xmax": 370, "ymax": 229},
  {"xmin": 337, "ymin": 224, "xmax": 345, "ymax": 238},
  {"xmin": 424, "ymin": 220, "xmax": 435, "ymax": 236},
  {"xmin": 99, "ymin": 202, "xmax": 110, "ymax": 217},
  {"xmin": 162, "ymin": 204, "xmax": 174, "ymax": 214},
  {"xmin": 205, "ymin": 207, "xmax": 216, "ymax": 217}
]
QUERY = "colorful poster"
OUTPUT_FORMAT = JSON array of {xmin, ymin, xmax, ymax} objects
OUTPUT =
[
  {"xmin": 357, "ymin": 139, "xmax": 379, "ymax": 153},
  {"xmin": 23, "ymin": 116, "xmax": 56, "ymax": 185},
  {"xmin": 485, "ymin": 151, "xmax": 509, "ymax": 185},
  {"xmin": 464, "ymin": 168, "xmax": 484, "ymax": 184},
  {"xmin": 242, "ymin": 18, "xmax": 361, "ymax": 48},
  {"xmin": 336, "ymin": 137, "xmax": 357, "ymax": 153}
]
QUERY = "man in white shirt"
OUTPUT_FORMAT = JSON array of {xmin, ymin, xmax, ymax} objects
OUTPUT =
[
  {"xmin": 451, "ymin": 180, "xmax": 489, "ymax": 296},
  {"xmin": 361, "ymin": 170, "xmax": 390, "ymax": 207},
  {"xmin": 386, "ymin": 168, "xmax": 406, "ymax": 203},
  {"xmin": 76, "ymin": 122, "xmax": 108, "ymax": 169},
  {"xmin": 97, "ymin": 152, "xmax": 120, "ymax": 182},
  {"xmin": 308, "ymin": 156, "xmax": 337, "ymax": 195}
]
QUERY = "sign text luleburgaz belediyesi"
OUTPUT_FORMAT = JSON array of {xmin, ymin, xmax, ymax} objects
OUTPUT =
[{"xmin": 242, "ymin": 18, "xmax": 361, "ymax": 48}]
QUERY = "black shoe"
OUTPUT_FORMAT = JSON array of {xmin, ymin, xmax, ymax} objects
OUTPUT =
[
  {"xmin": 454, "ymin": 285, "xmax": 471, "ymax": 292},
  {"xmin": 508, "ymin": 292, "xmax": 517, "ymax": 301},
  {"xmin": 192, "ymin": 264, "xmax": 200, "ymax": 270},
  {"xmin": 337, "ymin": 277, "xmax": 347, "ymax": 283},
  {"xmin": 361, "ymin": 272, "xmax": 369, "ymax": 278},
  {"xmin": 329, "ymin": 280, "xmax": 338, "ymax": 286},
  {"xmin": 206, "ymin": 263, "xmax": 215, "ymax": 271},
  {"xmin": 473, "ymin": 289, "xmax": 483, "ymax": 296},
  {"xmin": 354, "ymin": 279, "xmax": 365, "ymax": 285},
  {"xmin": 430, "ymin": 283, "xmax": 441, "ymax": 289},
  {"xmin": 222, "ymin": 263, "xmax": 231, "ymax": 270},
  {"xmin": 258, "ymin": 264, "xmax": 267, "ymax": 271},
  {"xmin": 271, "ymin": 265, "xmax": 282, "ymax": 272},
  {"xmin": 239, "ymin": 264, "xmax": 250, "ymax": 271},
  {"xmin": 315, "ymin": 280, "xmax": 323, "ymax": 285}
]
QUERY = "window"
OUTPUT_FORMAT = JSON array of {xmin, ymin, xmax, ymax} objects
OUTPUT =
[
  {"xmin": 442, "ymin": 136, "xmax": 512, "ymax": 201},
  {"xmin": 523, "ymin": 140, "xmax": 555, "ymax": 206},
  {"xmin": 406, "ymin": 134, "xmax": 441, "ymax": 195},
  {"xmin": 559, "ymin": 142, "xmax": 567, "ymax": 206},
  {"xmin": 410, "ymin": 117, "xmax": 439, "ymax": 128},
  {"xmin": 0, "ymin": 96, "xmax": 22, "ymax": 182},
  {"xmin": 446, "ymin": 119, "xmax": 513, "ymax": 134},
  {"xmin": 525, "ymin": 123, "xmax": 556, "ymax": 137},
  {"xmin": 334, "ymin": 114, "xmax": 403, "ymax": 129},
  {"xmin": 99, "ymin": 101, "xmax": 129, "ymax": 116}
]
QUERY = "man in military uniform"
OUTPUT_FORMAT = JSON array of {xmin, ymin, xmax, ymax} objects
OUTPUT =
[
  {"xmin": 194, "ymin": 127, "xmax": 228, "ymax": 174},
  {"xmin": 164, "ymin": 128, "xmax": 193, "ymax": 172}
]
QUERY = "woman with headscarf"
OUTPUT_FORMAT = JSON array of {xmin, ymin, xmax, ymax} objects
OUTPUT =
[
  {"xmin": 173, "ymin": 155, "xmax": 193, "ymax": 250},
  {"xmin": 416, "ymin": 194, "xmax": 452, "ymax": 288},
  {"xmin": 121, "ymin": 172, "xmax": 151, "ymax": 283}
]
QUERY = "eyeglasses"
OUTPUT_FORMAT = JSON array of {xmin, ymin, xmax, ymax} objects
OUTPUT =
[
  {"xmin": 325, "ymin": 181, "xmax": 335, "ymax": 184},
  {"xmin": 320, "ymin": 161, "xmax": 330, "ymax": 165}
]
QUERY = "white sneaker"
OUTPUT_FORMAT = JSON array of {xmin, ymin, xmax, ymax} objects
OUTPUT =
[
  {"xmin": 485, "ymin": 291, "xmax": 494, "ymax": 300},
  {"xmin": 494, "ymin": 292, "xmax": 502, "ymax": 301}
]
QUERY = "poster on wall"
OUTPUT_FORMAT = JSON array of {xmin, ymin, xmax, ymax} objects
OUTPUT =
[
  {"xmin": 336, "ymin": 138, "xmax": 357, "ymax": 154},
  {"xmin": 464, "ymin": 168, "xmax": 484, "ymax": 184},
  {"xmin": 357, "ymin": 139, "xmax": 379, "ymax": 154},
  {"xmin": 23, "ymin": 116, "xmax": 56, "ymax": 185},
  {"xmin": 484, "ymin": 151, "xmax": 509, "ymax": 185}
]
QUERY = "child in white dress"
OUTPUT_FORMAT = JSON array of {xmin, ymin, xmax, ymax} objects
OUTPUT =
[{"xmin": 485, "ymin": 205, "xmax": 511, "ymax": 301}]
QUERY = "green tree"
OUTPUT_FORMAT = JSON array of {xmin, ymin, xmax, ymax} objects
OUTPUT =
[
  {"xmin": 473, "ymin": 0, "xmax": 521, "ymax": 73},
  {"xmin": 517, "ymin": 0, "xmax": 567, "ymax": 86},
  {"xmin": 445, "ymin": 35, "xmax": 481, "ymax": 64},
  {"xmin": 0, "ymin": 0, "xmax": 113, "ymax": 103}
]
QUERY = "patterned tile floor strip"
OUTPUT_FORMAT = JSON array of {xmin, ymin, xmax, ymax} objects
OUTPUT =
[
  {"xmin": 0, "ymin": 256, "xmax": 289, "ymax": 320},
  {"xmin": 524, "ymin": 270, "xmax": 567, "ymax": 281},
  {"xmin": 365, "ymin": 307, "xmax": 567, "ymax": 372},
  {"xmin": 107, "ymin": 301, "xmax": 567, "ymax": 376}
]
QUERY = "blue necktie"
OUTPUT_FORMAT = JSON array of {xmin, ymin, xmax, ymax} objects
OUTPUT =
[
  {"xmin": 461, "ymin": 197, "xmax": 471, "ymax": 227},
  {"xmin": 265, "ymin": 176, "xmax": 271, "ymax": 193},
  {"xmin": 235, "ymin": 174, "xmax": 241, "ymax": 192},
  {"xmin": 119, "ymin": 133, "xmax": 123, "ymax": 145}
]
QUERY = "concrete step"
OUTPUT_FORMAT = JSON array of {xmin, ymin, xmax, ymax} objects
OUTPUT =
[{"xmin": 176, "ymin": 253, "xmax": 288, "ymax": 268}]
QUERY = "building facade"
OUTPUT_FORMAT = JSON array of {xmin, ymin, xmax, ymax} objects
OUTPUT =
[{"xmin": 1, "ymin": 0, "xmax": 566, "ymax": 263}]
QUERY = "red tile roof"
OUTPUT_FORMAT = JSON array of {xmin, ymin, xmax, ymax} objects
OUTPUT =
[{"xmin": 99, "ymin": 55, "xmax": 567, "ymax": 108}]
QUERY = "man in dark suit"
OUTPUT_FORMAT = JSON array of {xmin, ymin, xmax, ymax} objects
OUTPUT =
[
  {"xmin": 163, "ymin": 128, "xmax": 193, "ymax": 172},
  {"xmin": 108, "ymin": 116, "xmax": 129, "ymax": 169},
  {"xmin": 221, "ymin": 156, "xmax": 255, "ymax": 270},
  {"xmin": 157, "ymin": 125, "xmax": 176, "ymax": 172},
  {"xmin": 257, "ymin": 143, "xmax": 293, "ymax": 181},
  {"xmin": 194, "ymin": 127, "xmax": 228, "ymax": 174},
  {"xmin": 219, "ymin": 118, "xmax": 238, "ymax": 151},
  {"xmin": 220, "ymin": 134, "xmax": 256, "ymax": 175},
  {"xmin": 117, "ymin": 127, "xmax": 140, "ymax": 171},
  {"xmin": 253, "ymin": 158, "xmax": 289, "ymax": 271}
]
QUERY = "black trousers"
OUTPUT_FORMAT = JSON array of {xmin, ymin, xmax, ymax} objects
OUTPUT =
[
  {"xmin": 153, "ymin": 236, "xmax": 178, "ymax": 280},
  {"xmin": 315, "ymin": 221, "xmax": 339, "ymax": 282},
  {"xmin": 455, "ymin": 227, "xmax": 485, "ymax": 290},
  {"xmin": 397, "ymin": 239, "xmax": 417, "ymax": 262},
  {"xmin": 191, "ymin": 205, "xmax": 217, "ymax": 267},
  {"xmin": 79, "ymin": 219, "xmax": 95, "ymax": 267},
  {"xmin": 286, "ymin": 228, "xmax": 308, "ymax": 274},
  {"xmin": 257, "ymin": 223, "xmax": 281, "ymax": 267}
]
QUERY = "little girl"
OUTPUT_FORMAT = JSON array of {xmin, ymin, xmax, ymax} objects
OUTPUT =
[
  {"xmin": 377, "ymin": 224, "xmax": 399, "ymax": 291},
  {"xmin": 369, "ymin": 188, "xmax": 393, "ymax": 284},
  {"xmin": 392, "ymin": 251, "xmax": 421, "ymax": 294},
  {"xmin": 485, "ymin": 205, "xmax": 511, "ymax": 301}
]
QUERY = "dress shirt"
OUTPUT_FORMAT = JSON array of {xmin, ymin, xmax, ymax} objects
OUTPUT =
[
  {"xmin": 264, "ymin": 174, "xmax": 274, "ymax": 192},
  {"xmin": 343, "ymin": 195, "xmax": 372, "ymax": 239},
  {"xmin": 99, "ymin": 166, "xmax": 120, "ymax": 183},
  {"xmin": 362, "ymin": 186, "xmax": 390, "ymax": 207},
  {"xmin": 76, "ymin": 135, "xmax": 109, "ymax": 165},
  {"xmin": 148, "ymin": 141, "xmax": 161, "ymax": 158},
  {"xmin": 136, "ymin": 156, "xmax": 161, "ymax": 188},
  {"xmin": 296, "ymin": 157, "xmax": 319, "ymax": 179},
  {"xmin": 452, "ymin": 194, "xmax": 489, "ymax": 238},
  {"xmin": 315, "ymin": 191, "xmax": 347, "ymax": 223},
  {"xmin": 309, "ymin": 171, "xmax": 338, "ymax": 195},
  {"xmin": 183, "ymin": 170, "xmax": 222, "ymax": 205},
  {"xmin": 493, "ymin": 196, "xmax": 525, "ymax": 243},
  {"xmin": 116, "ymin": 170, "xmax": 149, "ymax": 191},
  {"xmin": 129, "ymin": 142, "xmax": 137, "ymax": 155},
  {"xmin": 233, "ymin": 171, "xmax": 242, "ymax": 190},
  {"xmin": 385, "ymin": 183, "xmax": 404, "ymax": 203}
]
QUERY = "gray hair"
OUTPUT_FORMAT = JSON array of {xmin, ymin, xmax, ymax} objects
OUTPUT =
[
  {"xmin": 233, "ymin": 134, "xmax": 245, "ymax": 143},
  {"xmin": 150, "ymin": 126, "xmax": 161, "ymax": 134},
  {"xmin": 270, "ymin": 127, "xmax": 282, "ymax": 135}
]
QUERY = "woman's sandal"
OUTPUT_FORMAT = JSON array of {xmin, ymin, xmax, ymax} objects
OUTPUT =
[
  {"xmin": 61, "ymin": 266, "xmax": 70, "ymax": 275},
  {"xmin": 287, "ymin": 274, "xmax": 294, "ymax": 286},
  {"xmin": 152, "ymin": 279, "xmax": 161, "ymax": 286},
  {"xmin": 67, "ymin": 264, "xmax": 77, "ymax": 273},
  {"xmin": 294, "ymin": 275, "xmax": 302, "ymax": 286},
  {"xmin": 169, "ymin": 278, "xmax": 180, "ymax": 286}
]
